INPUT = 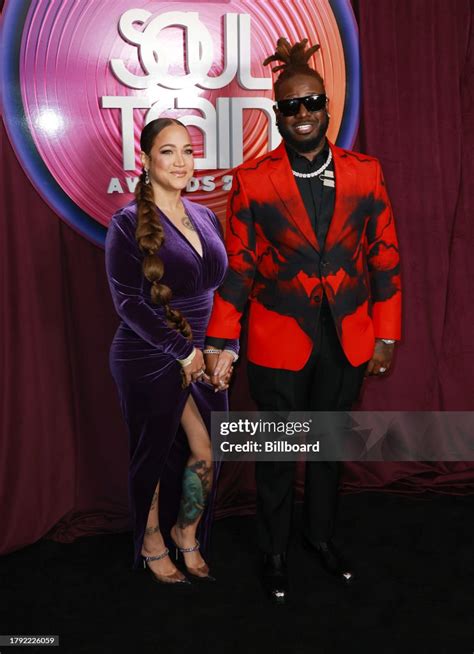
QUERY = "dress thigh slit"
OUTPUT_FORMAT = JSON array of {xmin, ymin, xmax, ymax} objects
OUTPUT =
[{"xmin": 128, "ymin": 374, "xmax": 227, "ymax": 569}]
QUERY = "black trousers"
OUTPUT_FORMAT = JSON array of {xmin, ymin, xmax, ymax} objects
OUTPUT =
[{"xmin": 247, "ymin": 301, "xmax": 367, "ymax": 554}]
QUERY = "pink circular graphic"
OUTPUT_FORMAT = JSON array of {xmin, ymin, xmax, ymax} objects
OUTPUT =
[{"xmin": 5, "ymin": 0, "xmax": 359, "ymax": 243}]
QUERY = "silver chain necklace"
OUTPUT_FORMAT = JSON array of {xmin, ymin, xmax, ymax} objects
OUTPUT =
[{"xmin": 292, "ymin": 148, "xmax": 332, "ymax": 179}]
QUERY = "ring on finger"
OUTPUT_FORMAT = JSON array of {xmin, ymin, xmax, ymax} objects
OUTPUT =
[{"xmin": 379, "ymin": 367, "xmax": 387, "ymax": 373}]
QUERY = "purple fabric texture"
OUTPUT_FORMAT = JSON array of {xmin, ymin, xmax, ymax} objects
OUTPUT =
[{"xmin": 105, "ymin": 199, "xmax": 231, "ymax": 567}]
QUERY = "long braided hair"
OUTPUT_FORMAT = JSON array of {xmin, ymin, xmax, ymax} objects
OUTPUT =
[
  {"xmin": 263, "ymin": 37, "xmax": 324, "ymax": 95},
  {"xmin": 135, "ymin": 118, "xmax": 192, "ymax": 340}
]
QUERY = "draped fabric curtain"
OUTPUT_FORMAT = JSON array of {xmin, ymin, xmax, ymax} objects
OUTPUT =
[{"xmin": 1, "ymin": 0, "xmax": 473, "ymax": 557}]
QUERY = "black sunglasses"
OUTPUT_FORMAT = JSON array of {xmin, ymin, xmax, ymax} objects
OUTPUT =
[{"xmin": 275, "ymin": 94, "xmax": 327, "ymax": 117}]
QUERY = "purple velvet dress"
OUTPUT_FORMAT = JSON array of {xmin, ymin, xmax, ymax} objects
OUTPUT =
[{"xmin": 105, "ymin": 198, "xmax": 235, "ymax": 568}]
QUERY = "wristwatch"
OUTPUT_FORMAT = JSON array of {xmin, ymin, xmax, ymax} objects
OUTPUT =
[{"xmin": 380, "ymin": 339, "xmax": 396, "ymax": 345}]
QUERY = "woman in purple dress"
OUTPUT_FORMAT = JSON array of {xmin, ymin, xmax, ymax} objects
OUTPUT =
[{"xmin": 105, "ymin": 118, "xmax": 237, "ymax": 584}]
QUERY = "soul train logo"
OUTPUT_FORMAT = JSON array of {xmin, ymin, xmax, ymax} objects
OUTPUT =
[
  {"xmin": 1, "ymin": 0, "xmax": 359, "ymax": 245},
  {"xmin": 102, "ymin": 10, "xmax": 280, "ymax": 195}
]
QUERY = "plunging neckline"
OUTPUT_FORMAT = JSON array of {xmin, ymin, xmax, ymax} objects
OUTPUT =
[{"xmin": 158, "ymin": 200, "xmax": 204, "ymax": 259}]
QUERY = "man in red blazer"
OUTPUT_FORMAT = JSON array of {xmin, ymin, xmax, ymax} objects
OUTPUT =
[{"xmin": 205, "ymin": 39, "xmax": 401, "ymax": 604}]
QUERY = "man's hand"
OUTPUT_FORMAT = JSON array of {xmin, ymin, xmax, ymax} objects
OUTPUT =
[
  {"xmin": 204, "ymin": 350, "xmax": 235, "ymax": 391},
  {"xmin": 365, "ymin": 340, "xmax": 396, "ymax": 376}
]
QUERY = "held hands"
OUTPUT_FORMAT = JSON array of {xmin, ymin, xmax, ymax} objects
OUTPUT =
[
  {"xmin": 204, "ymin": 350, "xmax": 235, "ymax": 392},
  {"xmin": 180, "ymin": 348, "xmax": 209, "ymax": 388},
  {"xmin": 365, "ymin": 339, "xmax": 396, "ymax": 377}
]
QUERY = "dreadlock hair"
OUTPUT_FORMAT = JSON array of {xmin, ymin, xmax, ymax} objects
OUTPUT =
[
  {"xmin": 263, "ymin": 37, "xmax": 324, "ymax": 97},
  {"xmin": 135, "ymin": 117, "xmax": 192, "ymax": 340}
]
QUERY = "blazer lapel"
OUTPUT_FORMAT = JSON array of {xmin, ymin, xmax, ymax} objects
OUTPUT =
[
  {"xmin": 324, "ymin": 142, "xmax": 357, "ymax": 251},
  {"xmin": 268, "ymin": 142, "xmax": 320, "ymax": 253}
]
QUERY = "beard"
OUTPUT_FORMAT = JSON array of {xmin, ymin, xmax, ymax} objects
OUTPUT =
[{"xmin": 276, "ymin": 114, "xmax": 329, "ymax": 153}]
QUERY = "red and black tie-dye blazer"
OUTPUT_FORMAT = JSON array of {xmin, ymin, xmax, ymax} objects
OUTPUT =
[{"xmin": 206, "ymin": 140, "xmax": 401, "ymax": 370}]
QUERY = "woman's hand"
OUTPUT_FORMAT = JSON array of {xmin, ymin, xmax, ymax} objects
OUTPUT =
[
  {"xmin": 180, "ymin": 348, "xmax": 208, "ymax": 387},
  {"xmin": 209, "ymin": 350, "xmax": 235, "ymax": 391}
]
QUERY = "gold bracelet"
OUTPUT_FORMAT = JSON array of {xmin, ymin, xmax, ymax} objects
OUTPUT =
[{"xmin": 177, "ymin": 348, "xmax": 197, "ymax": 367}]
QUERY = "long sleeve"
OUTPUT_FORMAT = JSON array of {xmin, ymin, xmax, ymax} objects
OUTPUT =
[
  {"xmin": 105, "ymin": 209, "xmax": 194, "ymax": 360},
  {"xmin": 366, "ymin": 162, "xmax": 402, "ymax": 340},
  {"xmin": 206, "ymin": 171, "xmax": 257, "ymax": 341}
]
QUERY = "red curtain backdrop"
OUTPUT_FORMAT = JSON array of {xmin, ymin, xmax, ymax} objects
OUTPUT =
[{"xmin": 1, "ymin": 0, "xmax": 473, "ymax": 556}]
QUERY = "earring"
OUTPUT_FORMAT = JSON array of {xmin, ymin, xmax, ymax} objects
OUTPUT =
[
  {"xmin": 144, "ymin": 169, "xmax": 150, "ymax": 184},
  {"xmin": 327, "ymin": 112, "xmax": 331, "ymax": 119}
]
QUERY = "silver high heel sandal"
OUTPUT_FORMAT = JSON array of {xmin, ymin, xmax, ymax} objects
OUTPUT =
[
  {"xmin": 170, "ymin": 530, "xmax": 216, "ymax": 582},
  {"xmin": 142, "ymin": 547, "xmax": 190, "ymax": 585}
]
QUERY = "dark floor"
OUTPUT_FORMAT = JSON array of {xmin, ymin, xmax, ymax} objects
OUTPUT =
[{"xmin": 1, "ymin": 492, "xmax": 473, "ymax": 654}]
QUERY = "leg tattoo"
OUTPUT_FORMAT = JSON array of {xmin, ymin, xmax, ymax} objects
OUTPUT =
[
  {"xmin": 149, "ymin": 490, "xmax": 158, "ymax": 512},
  {"xmin": 145, "ymin": 524, "xmax": 160, "ymax": 536},
  {"xmin": 177, "ymin": 460, "xmax": 212, "ymax": 529},
  {"xmin": 144, "ymin": 489, "xmax": 160, "ymax": 538}
]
